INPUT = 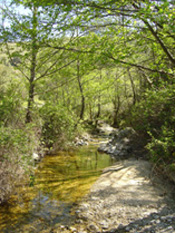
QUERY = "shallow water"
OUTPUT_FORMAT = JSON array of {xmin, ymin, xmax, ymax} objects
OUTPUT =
[{"xmin": 0, "ymin": 144, "xmax": 113, "ymax": 232}]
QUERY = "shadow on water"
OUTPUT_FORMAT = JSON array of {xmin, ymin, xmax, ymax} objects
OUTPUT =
[{"xmin": 0, "ymin": 144, "xmax": 113, "ymax": 232}]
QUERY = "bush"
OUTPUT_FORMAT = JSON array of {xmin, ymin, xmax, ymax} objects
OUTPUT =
[
  {"xmin": 0, "ymin": 124, "xmax": 39, "ymax": 203},
  {"xmin": 129, "ymin": 83, "xmax": 175, "ymax": 164},
  {"xmin": 40, "ymin": 102, "xmax": 76, "ymax": 150},
  {"xmin": 147, "ymin": 127, "xmax": 175, "ymax": 162}
]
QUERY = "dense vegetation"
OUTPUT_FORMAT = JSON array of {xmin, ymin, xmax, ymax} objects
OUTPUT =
[{"xmin": 0, "ymin": 0, "xmax": 175, "ymax": 202}]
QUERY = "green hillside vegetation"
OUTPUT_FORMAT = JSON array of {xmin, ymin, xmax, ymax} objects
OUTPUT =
[{"xmin": 0, "ymin": 0, "xmax": 175, "ymax": 203}]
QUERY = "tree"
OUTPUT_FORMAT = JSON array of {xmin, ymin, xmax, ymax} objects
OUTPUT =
[{"xmin": 2, "ymin": 0, "xmax": 77, "ymax": 123}]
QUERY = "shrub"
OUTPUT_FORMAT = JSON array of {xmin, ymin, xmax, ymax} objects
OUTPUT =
[
  {"xmin": 40, "ymin": 102, "xmax": 76, "ymax": 150},
  {"xmin": 129, "ymin": 83, "xmax": 175, "ymax": 164},
  {"xmin": 0, "ymin": 124, "xmax": 38, "ymax": 203}
]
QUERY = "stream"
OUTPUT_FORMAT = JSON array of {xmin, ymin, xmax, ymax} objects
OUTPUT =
[{"xmin": 0, "ymin": 140, "xmax": 113, "ymax": 232}]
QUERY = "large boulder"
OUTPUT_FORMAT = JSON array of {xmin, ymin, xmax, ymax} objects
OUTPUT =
[{"xmin": 98, "ymin": 127, "xmax": 137, "ymax": 159}]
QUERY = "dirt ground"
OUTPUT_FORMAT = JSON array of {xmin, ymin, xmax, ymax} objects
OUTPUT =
[{"xmin": 59, "ymin": 158, "xmax": 175, "ymax": 233}]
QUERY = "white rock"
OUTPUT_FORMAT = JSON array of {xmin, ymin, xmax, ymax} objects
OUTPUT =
[{"xmin": 32, "ymin": 152, "xmax": 40, "ymax": 161}]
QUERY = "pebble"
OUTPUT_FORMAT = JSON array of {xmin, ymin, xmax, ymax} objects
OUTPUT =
[
  {"xmin": 161, "ymin": 216, "xmax": 167, "ymax": 221},
  {"xmin": 166, "ymin": 226, "xmax": 173, "ymax": 230},
  {"xmin": 118, "ymin": 224, "xmax": 124, "ymax": 229},
  {"xmin": 69, "ymin": 226, "xmax": 77, "ymax": 232},
  {"xmin": 75, "ymin": 210, "xmax": 81, "ymax": 214},
  {"xmin": 150, "ymin": 219, "xmax": 156, "ymax": 224},
  {"xmin": 88, "ymin": 224, "xmax": 100, "ymax": 232},
  {"xmin": 133, "ymin": 224, "xmax": 138, "ymax": 228},
  {"xmin": 75, "ymin": 219, "xmax": 84, "ymax": 224},
  {"xmin": 154, "ymin": 215, "xmax": 159, "ymax": 219},
  {"xmin": 75, "ymin": 210, "xmax": 175, "ymax": 233},
  {"xmin": 100, "ymin": 221, "xmax": 109, "ymax": 229}
]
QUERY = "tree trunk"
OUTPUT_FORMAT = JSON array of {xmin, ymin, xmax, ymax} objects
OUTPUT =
[
  {"xmin": 77, "ymin": 59, "xmax": 85, "ymax": 120},
  {"xmin": 112, "ymin": 82, "xmax": 121, "ymax": 127},
  {"xmin": 112, "ymin": 95, "xmax": 120, "ymax": 127},
  {"xmin": 25, "ymin": 6, "xmax": 38, "ymax": 123},
  {"xmin": 26, "ymin": 81, "xmax": 35, "ymax": 123},
  {"xmin": 88, "ymin": 103, "xmax": 93, "ymax": 122},
  {"xmin": 127, "ymin": 68, "xmax": 137, "ymax": 105},
  {"xmin": 95, "ymin": 99, "xmax": 101, "ymax": 128},
  {"xmin": 95, "ymin": 71, "xmax": 102, "ymax": 128}
]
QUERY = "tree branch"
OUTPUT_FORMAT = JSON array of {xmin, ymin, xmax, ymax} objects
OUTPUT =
[
  {"xmin": 4, "ymin": 42, "xmax": 29, "ymax": 81},
  {"xmin": 108, "ymin": 54, "xmax": 173, "ymax": 76},
  {"xmin": 35, "ymin": 59, "xmax": 76, "ymax": 81},
  {"xmin": 44, "ymin": 43, "xmax": 93, "ymax": 54},
  {"xmin": 142, "ymin": 20, "xmax": 175, "ymax": 67},
  {"xmin": 132, "ymin": 3, "xmax": 175, "ymax": 67}
]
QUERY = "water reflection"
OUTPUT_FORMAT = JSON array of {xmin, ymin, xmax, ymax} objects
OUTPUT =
[{"xmin": 0, "ymin": 144, "xmax": 113, "ymax": 232}]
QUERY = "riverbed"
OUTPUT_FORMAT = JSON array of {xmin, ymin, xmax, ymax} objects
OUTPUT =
[{"xmin": 0, "ymin": 142, "xmax": 114, "ymax": 232}]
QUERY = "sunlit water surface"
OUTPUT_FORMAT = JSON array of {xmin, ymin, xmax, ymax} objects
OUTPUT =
[{"xmin": 0, "ymin": 143, "xmax": 113, "ymax": 232}]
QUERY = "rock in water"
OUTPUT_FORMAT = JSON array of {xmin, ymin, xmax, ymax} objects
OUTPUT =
[{"xmin": 98, "ymin": 127, "xmax": 137, "ymax": 159}]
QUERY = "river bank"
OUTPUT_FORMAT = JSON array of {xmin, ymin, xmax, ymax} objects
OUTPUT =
[
  {"xmin": 53, "ymin": 126, "xmax": 175, "ymax": 233},
  {"xmin": 55, "ymin": 159, "xmax": 175, "ymax": 233},
  {"xmin": 1, "ymin": 126, "xmax": 175, "ymax": 233},
  {"xmin": 0, "ymin": 140, "xmax": 114, "ymax": 233}
]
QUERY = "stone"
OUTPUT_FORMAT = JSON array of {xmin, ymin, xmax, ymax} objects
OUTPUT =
[
  {"xmin": 167, "ymin": 218, "xmax": 173, "ymax": 222},
  {"xmin": 166, "ymin": 226, "xmax": 173, "ymax": 230},
  {"xmin": 118, "ymin": 224, "xmax": 124, "ymax": 229},
  {"xmin": 98, "ymin": 127, "xmax": 137, "ymax": 159},
  {"xmin": 161, "ymin": 216, "xmax": 168, "ymax": 221},
  {"xmin": 75, "ymin": 210, "xmax": 81, "ymax": 214},
  {"xmin": 69, "ymin": 226, "xmax": 77, "ymax": 232},
  {"xmin": 79, "ymin": 203, "xmax": 90, "ymax": 211},
  {"xmin": 74, "ymin": 134, "xmax": 90, "ymax": 146},
  {"xmin": 75, "ymin": 219, "xmax": 84, "ymax": 224},
  {"xmin": 88, "ymin": 223, "xmax": 100, "ymax": 232},
  {"xmin": 125, "ymin": 226, "xmax": 130, "ymax": 231},
  {"xmin": 32, "ymin": 152, "xmax": 40, "ymax": 161},
  {"xmin": 100, "ymin": 221, "xmax": 109, "ymax": 229}
]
